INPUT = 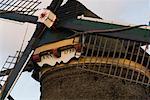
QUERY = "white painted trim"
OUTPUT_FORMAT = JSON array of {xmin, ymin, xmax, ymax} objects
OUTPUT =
[{"xmin": 77, "ymin": 15, "xmax": 150, "ymax": 30}]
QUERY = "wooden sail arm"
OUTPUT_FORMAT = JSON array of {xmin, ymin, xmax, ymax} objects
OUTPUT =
[
  {"xmin": 0, "ymin": 65, "xmax": 34, "ymax": 77},
  {"xmin": 0, "ymin": 12, "xmax": 38, "ymax": 24},
  {"xmin": 0, "ymin": 69, "xmax": 12, "ymax": 77}
]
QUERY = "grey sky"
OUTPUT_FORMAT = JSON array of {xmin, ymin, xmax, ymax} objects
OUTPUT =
[{"xmin": 0, "ymin": 0, "xmax": 149, "ymax": 100}]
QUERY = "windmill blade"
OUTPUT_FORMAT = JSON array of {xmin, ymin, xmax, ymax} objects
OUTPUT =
[
  {"xmin": 55, "ymin": 0, "xmax": 101, "ymax": 20},
  {"xmin": 0, "ymin": 38, "xmax": 35, "ymax": 100},
  {"xmin": 0, "ymin": 65, "xmax": 34, "ymax": 77},
  {"xmin": 48, "ymin": 0, "xmax": 63, "ymax": 12},
  {"xmin": 7, "ymin": 95, "xmax": 14, "ymax": 100},
  {"xmin": 0, "ymin": 0, "xmax": 65, "ymax": 99},
  {"xmin": 0, "ymin": 69, "xmax": 11, "ymax": 77},
  {"xmin": 0, "ymin": 0, "xmax": 103, "ymax": 99},
  {"xmin": 0, "ymin": 0, "xmax": 41, "ymax": 15},
  {"xmin": 0, "ymin": 0, "xmax": 41, "ymax": 23},
  {"xmin": 0, "ymin": 28, "xmax": 45, "ymax": 99},
  {"xmin": 0, "ymin": 12, "xmax": 38, "ymax": 23},
  {"xmin": 0, "ymin": 84, "xmax": 14, "ymax": 100}
]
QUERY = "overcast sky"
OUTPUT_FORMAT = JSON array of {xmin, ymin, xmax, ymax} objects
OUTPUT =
[{"xmin": 0, "ymin": 0, "xmax": 149, "ymax": 100}]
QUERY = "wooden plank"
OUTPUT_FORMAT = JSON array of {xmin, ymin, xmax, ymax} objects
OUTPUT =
[{"xmin": 34, "ymin": 37, "xmax": 79, "ymax": 54}]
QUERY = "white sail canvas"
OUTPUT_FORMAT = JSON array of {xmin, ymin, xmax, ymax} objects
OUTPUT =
[{"xmin": 141, "ymin": 45, "xmax": 150, "ymax": 55}]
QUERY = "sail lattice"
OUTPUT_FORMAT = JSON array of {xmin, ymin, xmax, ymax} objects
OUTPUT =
[{"xmin": 0, "ymin": 0, "xmax": 41, "ymax": 15}]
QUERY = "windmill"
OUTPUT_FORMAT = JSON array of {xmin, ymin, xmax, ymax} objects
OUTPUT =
[{"xmin": 0, "ymin": 0, "xmax": 150, "ymax": 100}]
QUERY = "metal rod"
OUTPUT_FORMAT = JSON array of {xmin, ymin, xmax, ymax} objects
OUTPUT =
[
  {"xmin": 88, "ymin": 34, "xmax": 98, "ymax": 69},
  {"xmin": 119, "ymin": 40, "xmax": 130, "ymax": 77},
  {"xmin": 142, "ymin": 56, "xmax": 150, "ymax": 84},
  {"xmin": 83, "ymin": 35, "xmax": 92, "ymax": 68},
  {"xmin": 103, "ymin": 37, "xmax": 113, "ymax": 73},
  {"xmin": 77, "ymin": 33, "xmax": 86, "ymax": 68},
  {"xmin": 98, "ymin": 38, "xmax": 108, "ymax": 72},
  {"xmin": 93, "ymin": 36, "xmax": 103, "ymax": 70},
  {"xmin": 125, "ymin": 41, "xmax": 136, "ymax": 79},
  {"xmin": 130, "ymin": 43, "xmax": 142, "ymax": 82},
  {"xmin": 114, "ymin": 39, "xmax": 124, "ymax": 76},
  {"xmin": 108, "ymin": 39, "xmax": 119, "ymax": 75},
  {"xmin": 136, "ymin": 43, "xmax": 146, "ymax": 83}
]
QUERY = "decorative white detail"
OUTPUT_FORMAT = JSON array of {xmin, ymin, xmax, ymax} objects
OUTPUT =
[
  {"xmin": 38, "ymin": 9, "xmax": 56, "ymax": 28},
  {"xmin": 37, "ymin": 48, "xmax": 81, "ymax": 67},
  {"xmin": 75, "ymin": 52, "xmax": 81, "ymax": 58},
  {"xmin": 78, "ymin": 15, "xmax": 150, "ymax": 30},
  {"xmin": 61, "ymin": 48, "xmax": 76, "ymax": 63},
  {"xmin": 141, "ymin": 45, "xmax": 150, "ymax": 55},
  {"xmin": 38, "ymin": 54, "xmax": 57, "ymax": 66}
]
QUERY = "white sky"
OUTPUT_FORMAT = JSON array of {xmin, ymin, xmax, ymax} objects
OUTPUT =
[{"xmin": 0, "ymin": 0, "xmax": 149, "ymax": 100}]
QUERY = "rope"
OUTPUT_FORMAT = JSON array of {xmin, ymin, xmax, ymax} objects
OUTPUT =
[{"xmin": 17, "ymin": 23, "xmax": 29, "ymax": 61}]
